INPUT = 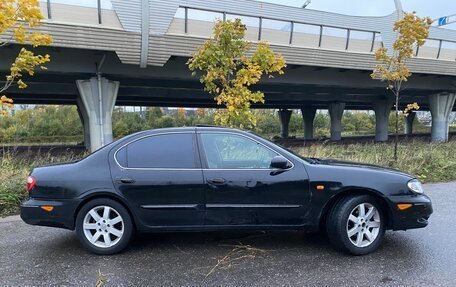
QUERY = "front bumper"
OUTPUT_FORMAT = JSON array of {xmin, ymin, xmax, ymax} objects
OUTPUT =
[
  {"xmin": 388, "ymin": 194, "xmax": 433, "ymax": 230},
  {"xmin": 20, "ymin": 198, "xmax": 82, "ymax": 230}
]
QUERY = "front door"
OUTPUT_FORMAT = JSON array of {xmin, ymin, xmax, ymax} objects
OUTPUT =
[
  {"xmin": 198, "ymin": 132, "xmax": 310, "ymax": 226},
  {"xmin": 110, "ymin": 132, "xmax": 205, "ymax": 227}
]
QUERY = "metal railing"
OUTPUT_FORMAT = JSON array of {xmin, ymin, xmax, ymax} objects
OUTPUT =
[
  {"xmin": 42, "ymin": 0, "xmax": 114, "ymax": 25},
  {"xmin": 415, "ymin": 38, "xmax": 456, "ymax": 60},
  {"xmin": 172, "ymin": 6, "xmax": 382, "ymax": 54},
  {"xmin": 170, "ymin": 6, "xmax": 456, "ymax": 61}
]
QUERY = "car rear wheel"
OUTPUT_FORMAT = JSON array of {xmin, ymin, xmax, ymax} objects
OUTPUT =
[
  {"xmin": 326, "ymin": 194, "xmax": 386, "ymax": 255},
  {"xmin": 76, "ymin": 198, "xmax": 133, "ymax": 255}
]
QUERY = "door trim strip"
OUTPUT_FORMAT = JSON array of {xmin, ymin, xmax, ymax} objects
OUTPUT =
[
  {"xmin": 141, "ymin": 204, "xmax": 199, "ymax": 209},
  {"xmin": 206, "ymin": 204, "xmax": 302, "ymax": 208}
]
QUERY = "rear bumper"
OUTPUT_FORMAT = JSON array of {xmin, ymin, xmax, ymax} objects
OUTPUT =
[
  {"xmin": 389, "ymin": 194, "xmax": 433, "ymax": 230},
  {"xmin": 20, "ymin": 198, "xmax": 81, "ymax": 230}
]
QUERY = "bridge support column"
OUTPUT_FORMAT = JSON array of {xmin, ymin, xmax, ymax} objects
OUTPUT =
[
  {"xmin": 429, "ymin": 93, "xmax": 456, "ymax": 142},
  {"xmin": 76, "ymin": 97, "xmax": 91, "ymax": 149},
  {"xmin": 301, "ymin": 106, "xmax": 317, "ymax": 140},
  {"xmin": 76, "ymin": 77, "xmax": 119, "ymax": 152},
  {"xmin": 328, "ymin": 102, "xmax": 345, "ymax": 141},
  {"xmin": 404, "ymin": 111, "xmax": 416, "ymax": 136},
  {"xmin": 278, "ymin": 109, "xmax": 292, "ymax": 138},
  {"xmin": 373, "ymin": 99, "xmax": 393, "ymax": 142}
]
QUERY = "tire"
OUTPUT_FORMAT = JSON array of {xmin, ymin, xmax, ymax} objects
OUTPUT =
[
  {"xmin": 326, "ymin": 194, "xmax": 386, "ymax": 255},
  {"xmin": 75, "ymin": 198, "xmax": 134, "ymax": 255}
]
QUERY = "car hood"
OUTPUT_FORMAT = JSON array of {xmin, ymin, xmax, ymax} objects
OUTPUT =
[{"xmin": 314, "ymin": 158, "xmax": 413, "ymax": 178}]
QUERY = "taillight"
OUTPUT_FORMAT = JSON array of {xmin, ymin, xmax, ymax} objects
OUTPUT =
[{"xmin": 27, "ymin": 176, "xmax": 36, "ymax": 192}]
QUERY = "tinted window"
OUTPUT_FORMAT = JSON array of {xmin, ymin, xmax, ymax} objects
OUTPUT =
[
  {"xmin": 122, "ymin": 133, "xmax": 197, "ymax": 168},
  {"xmin": 200, "ymin": 133, "xmax": 278, "ymax": 169}
]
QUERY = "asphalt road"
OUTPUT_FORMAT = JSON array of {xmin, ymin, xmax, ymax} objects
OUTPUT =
[{"xmin": 1, "ymin": 182, "xmax": 455, "ymax": 287}]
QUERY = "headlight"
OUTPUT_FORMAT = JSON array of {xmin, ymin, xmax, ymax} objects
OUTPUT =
[{"xmin": 407, "ymin": 179, "xmax": 424, "ymax": 194}]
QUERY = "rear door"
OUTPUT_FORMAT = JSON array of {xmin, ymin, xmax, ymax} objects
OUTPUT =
[
  {"xmin": 109, "ymin": 131, "xmax": 205, "ymax": 228},
  {"xmin": 198, "ymin": 131, "xmax": 310, "ymax": 226}
]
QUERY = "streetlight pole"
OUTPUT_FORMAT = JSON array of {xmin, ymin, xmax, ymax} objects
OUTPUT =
[
  {"xmin": 393, "ymin": 0, "xmax": 403, "ymax": 19},
  {"xmin": 302, "ymin": 0, "xmax": 311, "ymax": 9},
  {"xmin": 393, "ymin": 0, "xmax": 403, "ymax": 11}
]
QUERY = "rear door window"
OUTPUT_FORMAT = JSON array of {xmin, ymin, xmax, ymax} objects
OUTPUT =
[{"xmin": 117, "ymin": 133, "xmax": 198, "ymax": 168}]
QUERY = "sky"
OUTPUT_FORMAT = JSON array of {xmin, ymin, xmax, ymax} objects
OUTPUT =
[{"xmin": 254, "ymin": 0, "xmax": 456, "ymax": 29}]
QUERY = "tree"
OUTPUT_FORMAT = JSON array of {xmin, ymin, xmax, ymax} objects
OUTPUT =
[
  {"xmin": 195, "ymin": 108, "xmax": 206, "ymax": 119},
  {"xmin": 0, "ymin": 0, "xmax": 53, "ymax": 115},
  {"xmin": 187, "ymin": 19, "xmax": 286, "ymax": 128},
  {"xmin": 175, "ymin": 107, "xmax": 188, "ymax": 126},
  {"xmin": 371, "ymin": 12, "xmax": 431, "ymax": 161}
]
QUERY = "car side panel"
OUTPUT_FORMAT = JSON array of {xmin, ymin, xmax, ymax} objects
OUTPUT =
[
  {"xmin": 304, "ymin": 163, "xmax": 414, "ymax": 230},
  {"xmin": 25, "ymin": 151, "xmax": 119, "ymax": 230},
  {"xmin": 108, "ymin": 132, "xmax": 206, "ymax": 228},
  {"xmin": 202, "ymin": 167, "xmax": 311, "ymax": 226},
  {"xmin": 196, "ymin": 131, "xmax": 312, "ymax": 226}
]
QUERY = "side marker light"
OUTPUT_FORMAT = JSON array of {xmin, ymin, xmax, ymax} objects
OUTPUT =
[
  {"xmin": 40, "ymin": 206, "xmax": 54, "ymax": 212},
  {"xmin": 397, "ymin": 203, "xmax": 413, "ymax": 211}
]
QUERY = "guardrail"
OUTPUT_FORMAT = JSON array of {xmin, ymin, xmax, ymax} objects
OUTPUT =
[
  {"xmin": 38, "ymin": 0, "xmax": 121, "ymax": 28},
  {"xmin": 168, "ymin": 6, "xmax": 383, "ymax": 54},
  {"xmin": 167, "ymin": 6, "xmax": 456, "ymax": 61}
]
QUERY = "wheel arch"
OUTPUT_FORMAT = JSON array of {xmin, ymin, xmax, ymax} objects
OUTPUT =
[{"xmin": 318, "ymin": 188, "xmax": 393, "ymax": 231}]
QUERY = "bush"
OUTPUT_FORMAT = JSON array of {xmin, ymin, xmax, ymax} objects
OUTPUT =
[
  {"xmin": 112, "ymin": 109, "xmax": 145, "ymax": 138},
  {"xmin": 0, "ymin": 106, "xmax": 434, "ymax": 144},
  {"xmin": 0, "ymin": 106, "xmax": 83, "ymax": 144},
  {"xmin": 255, "ymin": 110, "xmax": 280, "ymax": 136},
  {"xmin": 343, "ymin": 111, "xmax": 375, "ymax": 133},
  {"xmin": 156, "ymin": 116, "xmax": 175, "ymax": 128}
]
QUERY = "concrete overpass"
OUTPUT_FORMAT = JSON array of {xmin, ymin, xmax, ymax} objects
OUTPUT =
[{"xmin": 1, "ymin": 0, "xmax": 456, "ymax": 151}]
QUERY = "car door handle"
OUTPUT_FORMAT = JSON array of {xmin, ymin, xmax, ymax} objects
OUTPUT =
[
  {"xmin": 207, "ymin": 178, "xmax": 226, "ymax": 185},
  {"xmin": 118, "ymin": 178, "xmax": 135, "ymax": 184}
]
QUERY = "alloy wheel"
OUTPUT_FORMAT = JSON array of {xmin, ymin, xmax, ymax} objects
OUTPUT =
[
  {"xmin": 346, "ymin": 203, "xmax": 381, "ymax": 248},
  {"xmin": 83, "ymin": 205, "xmax": 124, "ymax": 248}
]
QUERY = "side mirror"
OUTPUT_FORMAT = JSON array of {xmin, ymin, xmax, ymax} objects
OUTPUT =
[{"xmin": 270, "ymin": 156, "xmax": 291, "ymax": 169}]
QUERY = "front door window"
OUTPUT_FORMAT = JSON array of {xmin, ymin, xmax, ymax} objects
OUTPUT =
[{"xmin": 200, "ymin": 133, "xmax": 278, "ymax": 169}]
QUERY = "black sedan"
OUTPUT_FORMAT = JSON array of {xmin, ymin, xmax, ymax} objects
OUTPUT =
[{"xmin": 21, "ymin": 127, "xmax": 432, "ymax": 255}]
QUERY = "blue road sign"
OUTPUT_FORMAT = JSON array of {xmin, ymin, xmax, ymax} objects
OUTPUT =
[{"xmin": 438, "ymin": 16, "xmax": 448, "ymax": 26}]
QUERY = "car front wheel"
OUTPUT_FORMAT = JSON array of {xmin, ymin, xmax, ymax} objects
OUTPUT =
[
  {"xmin": 326, "ymin": 194, "xmax": 386, "ymax": 255},
  {"xmin": 76, "ymin": 198, "xmax": 134, "ymax": 255}
]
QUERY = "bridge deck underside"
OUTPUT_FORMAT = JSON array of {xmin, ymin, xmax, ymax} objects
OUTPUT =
[
  {"xmin": 5, "ymin": 73, "xmax": 449, "ymax": 111},
  {"xmin": 1, "ymin": 48, "xmax": 453, "ymax": 111}
]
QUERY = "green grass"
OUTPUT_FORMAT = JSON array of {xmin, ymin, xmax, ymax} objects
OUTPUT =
[
  {"xmin": 0, "ymin": 152, "xmax": 83, "ymax": 217},
  {"xmin": 295, "ymin": 139, "xmax": 456, "ymax": 183},
  {"xmin": 1, "ymin": 139, "xmax": 456, "ymax": 217}
]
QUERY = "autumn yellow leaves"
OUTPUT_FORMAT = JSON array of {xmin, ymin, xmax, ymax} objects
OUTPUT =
[
  {"xmin": 371, "ymin": 11, "xmax": 431, "ymax": 160},
  {"xmin": 1, "ymin": 0, "xmax": 53, "ymax": 115},
  {"xmin": 371, "ymin": 12, "xmax": 432, "ymax": 84},
  {"xmin": 187, "ymin": 19, "xmax": 286, "ymax": 128}
]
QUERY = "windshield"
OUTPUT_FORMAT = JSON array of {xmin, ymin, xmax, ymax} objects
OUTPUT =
[
  {"xmin": 247, "ymin": 130, "xmax": 314, "ymax": 163},
  {"xmin": 271, "ymin": 141, "xmax": 316, "ymax": 163}
]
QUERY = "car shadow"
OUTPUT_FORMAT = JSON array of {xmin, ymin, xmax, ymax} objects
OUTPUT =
[
  {"xmin": 38, "ymin": 228, "xmax": 426, "ymax": 271},
  {"xmin": 45, "ymin": 228, "xmax": 422, "ymax": 257},
  {"xmin": 128, "ymin": 230, "xmax": 331, "ymax": 251}
]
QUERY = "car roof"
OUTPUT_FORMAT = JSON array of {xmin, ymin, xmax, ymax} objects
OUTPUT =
[{"xmin": 144, "ymin": 126, "xmax": 249, "ymax": 134}]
